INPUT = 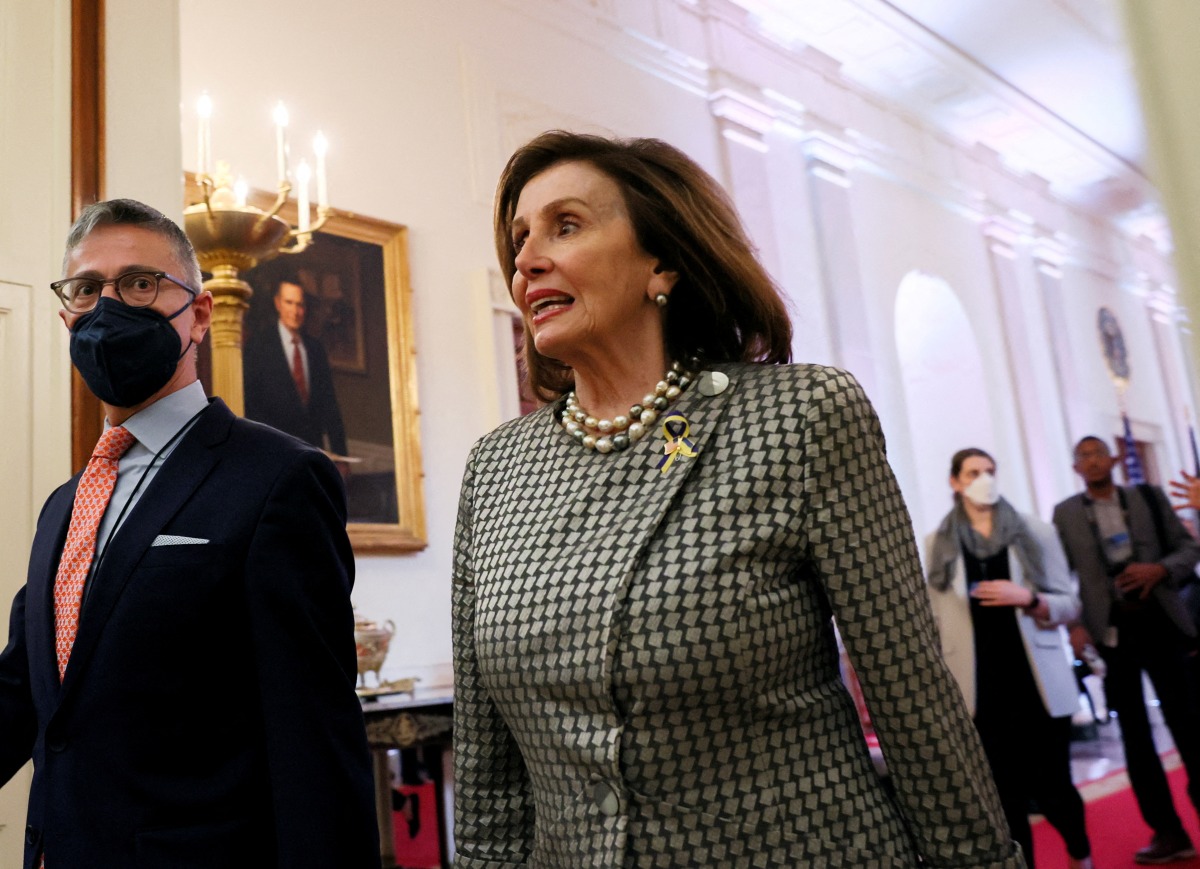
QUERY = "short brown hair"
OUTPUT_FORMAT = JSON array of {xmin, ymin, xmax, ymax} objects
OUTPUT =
[{"xmin": 494, "ymin": 131, "xmax": 792, "ymax": 402}]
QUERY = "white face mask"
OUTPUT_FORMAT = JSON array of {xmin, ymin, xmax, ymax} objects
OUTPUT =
[{"xmin": 962, "ymin": 472, "xmax": 1000, "ymax": 506}]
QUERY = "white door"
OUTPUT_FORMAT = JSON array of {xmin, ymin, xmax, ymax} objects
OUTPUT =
[
  {"xmin": 0, "ymin": 282, "xmax": 33, "ymax": 865},
  {"xmin": 0, "ymin": 0, "xmax": 73, "ymax": 864}
]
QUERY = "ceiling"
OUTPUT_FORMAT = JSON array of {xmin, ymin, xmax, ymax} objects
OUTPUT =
[{"xmin": 732, "ymin": 0, "xmax": 1155, "ymax": 221}]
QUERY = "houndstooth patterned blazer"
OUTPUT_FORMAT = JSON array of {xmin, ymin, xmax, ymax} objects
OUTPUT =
[{"xmin": 453, "ymin": 363, "xmax": 1023, "ymax": 869}]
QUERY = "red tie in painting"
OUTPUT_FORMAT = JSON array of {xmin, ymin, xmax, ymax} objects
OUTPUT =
[
  {"xmin": 52, "ymin": 425, "xmax": 136, "ymax": 682},
  {"xmin": 292, "ymin": 337, "xmax": 309, "ymax": 405}
]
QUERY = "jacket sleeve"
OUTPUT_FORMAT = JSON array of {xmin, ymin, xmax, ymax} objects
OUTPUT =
[
  {"xmin": 452, "ymin": 444, "xmax": 534, "ymax": 868},
  {"xmin": 0, "ymin": 490, "xmax": 69, "ymax": 783},
  {"xmin": 1027, "ymin": 516, "xmax": 1080, "ymax": 627},
  {"xmin": 799, "ymin": 368, "xmax": 1024, "ymax": 869},
  {"xmin": 0, "ymin": 583, "xmax": 36, "ymax": 784},
  {"xmin": 1148, "ymin": 485, "xmax": 1200, "ymax": 587},
  {"xmin": 243, "ymin": 449, "xmax": 380, "ymax": 868}
]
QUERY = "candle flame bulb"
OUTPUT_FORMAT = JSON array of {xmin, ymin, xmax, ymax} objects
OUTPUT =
[
  {"xmin": 313, "ymin": 131, "xmax": 329, "ymax": 209},
  {"xmin": 196, "ymin": 93, "xmax": 213, "ymax": 178},
  {"xmin": 296, "ymin": 160, "xmax": 312, "ymax": 232},
  {"xmin": 273, "ymin": 101, "xmax": 290, "ymax": 185}
]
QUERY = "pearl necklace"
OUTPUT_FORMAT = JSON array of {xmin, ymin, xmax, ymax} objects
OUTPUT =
[{"xmin": 561, "ymin": 361, "xmax": 694, "ymax": 453}]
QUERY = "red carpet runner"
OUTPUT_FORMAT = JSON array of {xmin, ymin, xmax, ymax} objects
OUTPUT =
[{"xmin": 1032, "ymin": 758, "xmax": 1200, "ymax": 869}]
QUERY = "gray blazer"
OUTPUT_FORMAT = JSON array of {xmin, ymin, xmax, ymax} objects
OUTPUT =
[
  {"xmin": 925, "ymin": 515, "xmax": 1080, "ymax": 718},
  {"xmin": 1052, "ymin": 485, "xmax": 1199, "ymax": 644},
  {"xmin": 453, "ymin": 363, "xmax": 1022, "ymax": 869}
]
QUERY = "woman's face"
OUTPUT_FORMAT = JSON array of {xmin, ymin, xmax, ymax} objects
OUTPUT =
[
  {"xmin": 949, "ymin": 455, "xmax": 996, "ymax": 496},
  {"xmin": 508, "ymin": 160, "xmax": 674, "ymax": 367}
]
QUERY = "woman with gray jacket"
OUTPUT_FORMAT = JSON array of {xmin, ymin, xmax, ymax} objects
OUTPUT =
[
  {"xmin": 926, "ymin": 447, "xmax": 1092, "ymax": 869},
  {"xmin": 453, "ymin": 132, "xmax": 1025, "ymax": 869}
]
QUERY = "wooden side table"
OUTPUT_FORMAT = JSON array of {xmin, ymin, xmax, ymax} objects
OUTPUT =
[{"xmin": 361, "ymin": 689, "xmax": 453, "ymax": 869}]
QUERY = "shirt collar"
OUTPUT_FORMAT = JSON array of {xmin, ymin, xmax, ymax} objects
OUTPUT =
[
  {"xmin": 109, "ymin": 380, "xmax": 209, "ymax": 453},
  {"xmin": 1082, "ymin": 487, "xmax": 1120, "ymax": 506},
  {"xmin": 278, "ymin": 319, "xmax": 301, "ymax": 347}
]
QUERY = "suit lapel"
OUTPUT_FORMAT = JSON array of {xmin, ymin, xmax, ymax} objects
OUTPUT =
[
  {"xmin": 27, "ymin": 478, "xmax": 81, "ymax": 702},
  {"xmin": 58, "ymin": 400, "xmax": 233, "ymax": 696}
]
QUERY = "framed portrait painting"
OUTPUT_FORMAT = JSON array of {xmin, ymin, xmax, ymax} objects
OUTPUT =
[{"xmin": 189, "ymin": 179, "xmax": 426, "ymax": 553}]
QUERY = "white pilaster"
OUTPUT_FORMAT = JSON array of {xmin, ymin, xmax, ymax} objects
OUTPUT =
[
  {"xmin": 708, "ymin": 83, "xmax": 782, "ymax": 281},
  {"xmin": 799, "ymin": 129, "xmax": 881, "ymax": 399},
  {"xmin": 982, "ymin": 217, "xmax": 1073, "ymax": 515}
]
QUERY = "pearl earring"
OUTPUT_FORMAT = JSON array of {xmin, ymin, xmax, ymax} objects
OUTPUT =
[{"xmin": 654, "ymin": 293, "xmax": 669, "ymax": 308}]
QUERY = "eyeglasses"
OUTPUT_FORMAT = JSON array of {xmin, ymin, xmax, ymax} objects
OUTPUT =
[{"xmin": 50, "ymin": 271, "xmax": 200, "ymax": 314}]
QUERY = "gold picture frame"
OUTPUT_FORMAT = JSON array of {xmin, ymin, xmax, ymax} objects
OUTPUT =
[{"xmin": 187, "ymin": 178, "xmax": 426, "ymax": 553}]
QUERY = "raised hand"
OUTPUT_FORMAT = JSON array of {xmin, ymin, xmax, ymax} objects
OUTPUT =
[{"xmin": 1168, "ymin": 470, "xmax": 1200, "ymax": 510}]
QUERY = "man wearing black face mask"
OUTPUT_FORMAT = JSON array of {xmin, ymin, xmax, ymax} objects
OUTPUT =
[{"xmin": 0, "ymin": 199, "xmax": 380, "ymax": 869}]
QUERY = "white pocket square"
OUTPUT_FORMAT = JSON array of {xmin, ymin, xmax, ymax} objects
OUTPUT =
[{"xmin": 151, "ymin": 535, "xmax": 209, "ymax": 546}]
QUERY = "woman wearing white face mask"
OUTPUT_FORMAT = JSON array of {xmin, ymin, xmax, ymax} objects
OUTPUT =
[{"xmin": 925, "ymin": 448, "xmax": 1093, "ymax": 869}]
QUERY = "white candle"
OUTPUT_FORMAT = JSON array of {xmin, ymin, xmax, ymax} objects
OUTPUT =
[
  {"xmin": 313, "ymin": 132, "xmax": 328, "ymax": 209},
  {"xmin": 296, "ymin": 160, "xmax": 312, "ymax": 231},
  {"xmin": 273, "ymin": 102, "xmax": 290, "ymax": 185},
  {"xmin": 196, "ymin": 93, "xmax": 213, "ymax": 177},
  {"xmin": 234, "ymin": 176, "xmax": 248, "ymax": 207}
]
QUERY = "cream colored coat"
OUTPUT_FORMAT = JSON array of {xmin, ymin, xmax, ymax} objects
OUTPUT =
[{"xmin": 924, "ymin": 514, "xmax": 1081, "ymax": 719}]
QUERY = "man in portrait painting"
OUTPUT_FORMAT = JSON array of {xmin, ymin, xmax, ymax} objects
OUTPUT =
[{"xmin": 244, "ymin": 276, "xmax": 349, "ymax": 457}]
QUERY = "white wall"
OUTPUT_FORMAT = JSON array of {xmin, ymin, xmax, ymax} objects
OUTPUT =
[
  {"xmin": 171, "ymin": 0, "xmax": 1196, "ymax": 682},
  {"xmin": 106, "ymin": 0, "xmax": 184, "ymax": 218}
]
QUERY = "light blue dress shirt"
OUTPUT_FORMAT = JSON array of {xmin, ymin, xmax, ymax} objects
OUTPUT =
[{"xmin": 89, "ymin": 380, "xmax": 210, "ymax": 574}]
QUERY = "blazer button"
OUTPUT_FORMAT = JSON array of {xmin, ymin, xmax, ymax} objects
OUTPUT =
[
  {"xmin": 592, "ymin": 781, "xmax": 621, "ymax": 817},
  {"xmin": 25, "ymin": 825, "xmax": 39, "ymax": 845},
  {"xmin": 47, "ymin": 737, "xmax": 66, "ymax": 753}
]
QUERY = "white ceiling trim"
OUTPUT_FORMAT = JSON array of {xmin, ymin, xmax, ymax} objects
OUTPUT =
[{"xmin": 728, "ymin": 0, "xmax": 1157, "ymax": 222}]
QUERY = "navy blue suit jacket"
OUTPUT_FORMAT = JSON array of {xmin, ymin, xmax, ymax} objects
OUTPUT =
[
  {"xmin": 0, "ymin": 398, "xmax": 379, "ymax": 868},
  {"xmin": 243, "ymin": 327, "xmax": 348, "ymax": 457}
]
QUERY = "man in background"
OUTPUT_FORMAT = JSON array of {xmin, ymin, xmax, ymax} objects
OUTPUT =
[
  {"xmin": 0, "ymin": 199, "xmax": 379, "ymax": 867},
  {"xmin": 1054, "ymin": 435, "xmax": 1200, "ymax": 865},
  {"xmin": 244, "ymin": 277, "xmax": 349, "ymax": 457}
]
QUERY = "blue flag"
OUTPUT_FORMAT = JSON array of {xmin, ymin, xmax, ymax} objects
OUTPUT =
[{"xmin": 1122, "ymin": 413, "xmax": 1146, "ymax": 485}]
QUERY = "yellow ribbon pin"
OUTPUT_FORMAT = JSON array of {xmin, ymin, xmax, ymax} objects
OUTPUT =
[{"xmin": 656, "ymin": 411, "xmax": 697, "ymax": 474}]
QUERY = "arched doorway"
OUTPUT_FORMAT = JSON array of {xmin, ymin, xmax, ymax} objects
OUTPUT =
[{"xmin": 895, "ymin": 271, "xmax": 997, "ymax": 535}]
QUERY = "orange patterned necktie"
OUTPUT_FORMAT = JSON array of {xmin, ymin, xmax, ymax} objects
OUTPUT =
[{"xmin": 53, "ymin": 425, "xmax": 136, "ymax": 682}]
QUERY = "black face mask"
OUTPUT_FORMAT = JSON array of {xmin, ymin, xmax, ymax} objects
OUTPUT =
[{"xmin": 69, "ymin": 295, "xmax": 195, "ymax": 408}]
